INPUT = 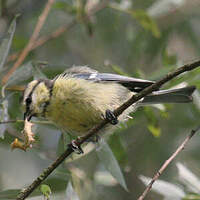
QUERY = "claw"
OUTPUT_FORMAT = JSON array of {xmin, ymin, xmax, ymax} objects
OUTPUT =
[
  {"xmin": 68, "ymin": 139, "xmax": 84, "ymax": 154},
  {"xmin": 105, "ymin": 109, "xmax": 118, "ymax": 125}
]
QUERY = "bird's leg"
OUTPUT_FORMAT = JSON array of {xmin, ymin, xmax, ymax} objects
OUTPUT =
[
  {"xmin": 93, "ymin": 134, "xmax": 101, "ymax": 143},
  {"xmin": 68, "ymin": 137, "xmax": 84, "ymax": 154},
  {"xmin": 68, "ymin": 109, "xmax": 118, "ymax": 153},
  {"xmin": 105, "ymin": 109, "xmax": 118, "ymax": 125},
  {"xmin": 87, "ymin": 134, "xmax": 101, "ymax": 143}
]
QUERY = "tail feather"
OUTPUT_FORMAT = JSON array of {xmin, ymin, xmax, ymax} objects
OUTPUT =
[{"xmin": 141, "ymin": 86, "xmax": 196, "ymax": 104}]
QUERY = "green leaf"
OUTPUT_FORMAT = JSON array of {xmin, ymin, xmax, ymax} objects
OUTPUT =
[
  {"xmin": 0, "ymin": 189, "xmax": 20, "ymax": 199},
  {"xmin": 3, "ymin": 61, "xmax": 33, "ymax": 88},
  {"xmin": 109, "ymin": 4, "xmax": 161, "ymax": 38},
  {"xmin": 39, "ymin": 184, "xmax": 51, "ymax": 200},
  {"xmin": 84, "ymin": 20, "xmax": 94, "ymax": 37},
  {"xmin": 131, "ymin": 10, "xmax": 161, "ymax": 38},
  {"xmin": 94, "ymin": 170, "xmax": 118, "ymax": 186},
  {"xmin": 104, "ymin": 60, "xmax": 129, "ymax": 76},
  {"xmin": 176, "ymin": 163, "xmax": 200, "ymax": 193},
  {"xmin": 54, "ymin": 167, "xmax": 70, "ymax": 181},
  {"xmin": 12, "ymin": 35, "xmax": 27, "ymax": 50},
  {"xmin": 162, "ymin": 48, "xmax": 177, "ymax": 67},
  {"xmin": 1, "ymin": 61, "xmax": 35, "ymax": 98},
  {"xmin": 149, "ymin": 65, "xmax": 173, "ymax": 80},
  {"xmin": 110, "ymin": 64, "xmax": 129, "ymax": 76},
  {"xmin": 183, "ymin": 194, "xmax": 200, "ymax": 200},
  {"xmin": 108, "ymin": 133, "xmax": 127, "ymax": 165},
  {"xmin": 144, "ymin": 107, "xmax": 162, "ymax": 137},
  {"xmin": 139, "ymin": 175, "xmax": 185, "ymax": 198},
  {"xmin": 0, "ymin": 99, "xmax": 9, "ymax": 138},
  {"xmin": 0, "ymin": 16, "xmax": 17, "ymax": 72},
  {"xmin": 96, "ymin": 140, "xmax": 128, "ymax": 191},
  {"xmin": 53, "ymin": 2, "xmax": 76, "ymax": 14},
  {"xmin": 66, "ymin": 181, "xmax": 80, "ymax": 200},
  {"xmin": 147, "ymin": 124, "xmax": 161, "ymax": 137},
  {"xmin": 53, "ymin": 2, "xmax": 68, "ymax": 10},
  {"xmin": 75, "ymin": 0, "xmax": 84, "ymax": 21},
  {"xmin": 56, "ymin": 132, "xmax": 71, "ymax": 156},
  {"xmin": 56, "ymin": 133, "xmax": 65, "ymax": 156},
  {"xmin": 32, "ymin": 61, "xmax": 48, "ymax": 79},
  {"xmin": 44, "ymin": 177, "xmax": 68, "ymax": 193}
]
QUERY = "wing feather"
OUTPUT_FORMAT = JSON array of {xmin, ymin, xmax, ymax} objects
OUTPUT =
[{"xmin": 56, "ymin": 66, "xmax": 155, "ymax": 92}]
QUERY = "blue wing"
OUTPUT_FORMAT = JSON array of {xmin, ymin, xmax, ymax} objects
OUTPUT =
[
  {"xmin": 60, "ymin": 66, "xmax": 155, "ymax": 92},
  {"xmin": 57, "ymin": 66, "xmax": 195, "ymax": 102}
]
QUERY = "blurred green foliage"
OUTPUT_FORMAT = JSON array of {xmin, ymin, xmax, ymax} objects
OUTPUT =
[{"xmin": 0, "ymin": 0, "xmax": 200, "ymax": 200}]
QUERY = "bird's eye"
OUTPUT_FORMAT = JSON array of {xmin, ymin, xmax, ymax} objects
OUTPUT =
[{"xmin": 26, "ymin": 97, "xmax": 32, "ymax": 104}]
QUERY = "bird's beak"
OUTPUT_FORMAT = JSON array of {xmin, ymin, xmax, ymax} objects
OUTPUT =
[{"xmin": 24, "ymin": 109, "xmax": 33, "ymax": 121}]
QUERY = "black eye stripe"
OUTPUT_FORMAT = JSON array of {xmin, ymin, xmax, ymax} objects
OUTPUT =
[
  {"xmin": 24, "ymin": 79, "xmax": 55, "ymax": 119},
  {"xmin": 25, "ymin": 80, "xmax": 42, "ymax": 109},
  {"xmin": 26, "ymin": 97, "xmax": 32, "ymax": 104}
]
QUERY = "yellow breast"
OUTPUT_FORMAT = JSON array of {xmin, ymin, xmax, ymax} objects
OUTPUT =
[{"xmin": 45, "ymin": 78, "xmax": 124, "ymax": 135}]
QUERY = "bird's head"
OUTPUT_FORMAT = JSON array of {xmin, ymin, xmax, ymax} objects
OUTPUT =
[{"xmin": 22, "ymin": 79, "xmax": 53, "ymax": 120}]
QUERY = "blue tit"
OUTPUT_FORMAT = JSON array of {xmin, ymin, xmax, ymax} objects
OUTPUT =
[{"xmin": 22, "ymin": 66, "xmax": 195, "ymax": 136}]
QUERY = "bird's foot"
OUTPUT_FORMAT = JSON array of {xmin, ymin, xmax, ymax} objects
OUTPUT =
[
  {"xmin": 68, "ymin": 138, "xmax": 84, "ymax": 154},
  {"xmin": 105, "ymin": 109, "xmax": 118, "ymax": 125}
]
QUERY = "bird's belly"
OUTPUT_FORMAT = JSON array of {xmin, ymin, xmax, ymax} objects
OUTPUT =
[
  {"xmin": 46, "ymin": 101, "xmax": 103, "ymax": 136},
  {"xmin": 45, "ymin": 79, "xmax": 130, "ymax": 135}
]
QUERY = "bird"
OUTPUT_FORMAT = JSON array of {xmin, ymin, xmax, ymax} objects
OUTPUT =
[{"xmin": 22, "ymin": 66, "xmax": 195, "ymax": 148}]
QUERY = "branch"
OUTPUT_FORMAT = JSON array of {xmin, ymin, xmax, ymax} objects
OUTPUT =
[
  {"xmin": 0, "ymin": 119, "xmax": 17, "ymax": 124},
  {"xmin": 16, "ymin": 59, "xmax": 200, "ymax": 200},
  {"xmin": 7, "ymin": 19, "xmax": 77, "ymax": 63},
  {"xmin": 137, "ymin": 126, "xmax": 200, "ymax": 200},
  {"xmin": 2, "ymin": 0, "xmax": 55, "ymax": 84},
  {"xmin": 6, "ymin": 1, "xmax": 107, "ymax": 63},
  {"xmin": 0, "ymin": 119, "xmax": 52, "ymax": 125}
]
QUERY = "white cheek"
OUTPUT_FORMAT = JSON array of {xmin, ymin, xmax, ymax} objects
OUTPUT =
[
  {"xmin": 32, "ymin": 93, "xmax": 37, "ymax": 105},
  {"xmin": 31, "ymin": 93, "xmax": 46, "ymax": 114},
  {"xmin": 31, "ymin": 93, "xmax": 39, "ymax": 112}
]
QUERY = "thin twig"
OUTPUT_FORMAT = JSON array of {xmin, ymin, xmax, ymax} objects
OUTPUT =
[
  {"xmin": 0, "ymin": 119, "xmax": 18, "ymax": 124},
  {"xmin": 137, "ymin": 126, "xmax": 200, "ymax": 200},
  {"xmin": 2, "ymin": 0, "xmax": 55, "ymax": 84},
  {"xmin": 16, "ymin": 60, "xmax": 200, "ymax": 200},
  {"xmin": 0, "ymin": 119, "xmax": 52, "ymax": 125}
]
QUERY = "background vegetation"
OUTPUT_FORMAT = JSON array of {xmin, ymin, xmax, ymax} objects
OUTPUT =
[{"xmin": 0, "ymin": 0, "xmax": 200, "ymax": 199}]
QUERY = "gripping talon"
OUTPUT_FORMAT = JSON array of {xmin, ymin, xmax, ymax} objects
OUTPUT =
[
  {"xmin": 105, "ymin": 109, "xmax": 118, "ymax": 125},
  {"xmin": 68, "ymin": 140, "xmax": 84, "ymax": 154}
]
